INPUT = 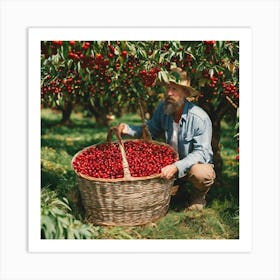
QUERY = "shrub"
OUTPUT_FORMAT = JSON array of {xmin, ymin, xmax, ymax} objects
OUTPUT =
[{"xmin": 41, "ymin": 188, "xmax": 101, "ymax": 239}]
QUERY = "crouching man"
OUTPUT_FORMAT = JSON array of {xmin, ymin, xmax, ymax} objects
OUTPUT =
[{"xmin": 118, "ymin": 67, "xmax": 216, "ymax": 210}]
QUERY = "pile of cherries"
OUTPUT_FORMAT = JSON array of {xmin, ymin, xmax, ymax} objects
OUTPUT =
[
  {"xmin": 72, "ymin": 140, "xmax": 177, "ymax": 180},
  {"xmin": 72, "ymin": 143, "xmax": 124, "ymax": 179},
  {"xmin": 124, "ymin": 141, "xmax": 177, "ymax": 177}
]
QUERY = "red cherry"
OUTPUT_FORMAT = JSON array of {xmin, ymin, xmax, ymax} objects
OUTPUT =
[
  {"xmin": 108, "ymin": 44, "xmax": 115, "ymax": 53},
  {"xmin": 53, "ymin": 41, "xmax": 63, "ymax": 46},
  {"xmin": 96, "ymin": 53, "xmax": 103, "ymax": 60},
  {"xmin": 82, "ymin": 42, "xmax": 90, "ymax": 50},
  {"xmin": 121, "ymin": 50, "xmax": 127, "ymax": 58}
]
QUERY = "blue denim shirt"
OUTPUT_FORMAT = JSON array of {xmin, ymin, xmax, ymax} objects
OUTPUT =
[{"xmin": 127, "ymin": 101, "xmax": 214, "ymax": 178}]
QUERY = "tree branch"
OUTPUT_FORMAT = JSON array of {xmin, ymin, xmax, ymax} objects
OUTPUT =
[{"xmin": 225, "ymin": 96, "xmax": 238, "ymax": 110}]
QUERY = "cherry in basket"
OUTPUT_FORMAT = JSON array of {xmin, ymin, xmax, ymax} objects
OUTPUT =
[
  {"xmin": 72, "ymin": 143, "xmax": 124, "ymax": 179},
  {"xmin": 124, "ymin": 140, "xmax": 177, "ymax": 177}
]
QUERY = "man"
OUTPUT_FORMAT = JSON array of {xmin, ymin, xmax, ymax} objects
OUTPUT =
[{"xmin": 118, "ymin": 67, "xmax": 216, "ymax": 210}]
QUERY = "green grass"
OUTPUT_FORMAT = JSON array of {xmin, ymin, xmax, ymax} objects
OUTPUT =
[{"xmin": 41, "ymin": 108, "xmax": 239, "ymax": 239}]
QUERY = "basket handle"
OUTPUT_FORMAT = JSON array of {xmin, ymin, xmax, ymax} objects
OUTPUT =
[
  {"xmin": 106, "ymin": 100, "xmax": 151, "ymax": 143},
  {"xmin": 106, "ymin": 126, "xmax": 132, "ymax": 179},
  {"xmin": 106, "ymin": 126, "xmax": 123, "ymax": 145}
]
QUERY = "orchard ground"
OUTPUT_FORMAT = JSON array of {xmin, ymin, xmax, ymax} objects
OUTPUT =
[{"xmin": 41, "ymin": 108, "xmax": 239, "ymax": 239}]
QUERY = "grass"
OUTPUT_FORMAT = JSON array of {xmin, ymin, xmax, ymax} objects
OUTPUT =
[{"xmin": 41, "ymin": 108, "xmax": 239, "ymax": 239}]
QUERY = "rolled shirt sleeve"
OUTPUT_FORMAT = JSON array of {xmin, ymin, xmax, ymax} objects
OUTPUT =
[
  {"xmin": 127, "ymin": 101, "xmax": 166, "ymax": 139},
  {"xmin": 126, "ymin": 125, "xmax": 143, "ymax": 138}
]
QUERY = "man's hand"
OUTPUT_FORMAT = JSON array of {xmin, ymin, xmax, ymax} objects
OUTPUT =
[
  {"xmin": 161, "ymin": 164, "xmax": 178, "ymax": 180},
  {"xmin": 117, "ymin": 123, "xmax": 129, "ymax": 135}
]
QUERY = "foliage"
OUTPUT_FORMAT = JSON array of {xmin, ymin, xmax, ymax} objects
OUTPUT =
[
  {"xmin": 41, "ymin": 187, "xmax": 101, "ymax": 239},
  {"xmin": 41, "ymin": 40, "xmax": 239, "ymax": 122},
  {"xmin": 186, "ymin": 41, "xmax": 239, "ymax": 105}
]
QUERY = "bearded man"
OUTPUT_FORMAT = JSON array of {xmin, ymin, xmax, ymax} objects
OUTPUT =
[{"xmin": 118, "ymin": 67, "xmax": 216, "ymax": 210}]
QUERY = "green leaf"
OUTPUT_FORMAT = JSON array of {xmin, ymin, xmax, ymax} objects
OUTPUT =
[
  {"xmin": 77, "ymin": 61, "xmax": 81, "ymax": 73},
  {"xmin": 67, "ymin": 59, "xmax": 73, "ymax": 68},
  {"xmin": 55, "ymin": 218, "xmax": 65, "ymax": 239},
  {"xmin": 178, "ymin": 52, "xmax": 183, "ymax": 60},
  {"xmin": 41, "ymin": 215, "xmax": 56, "ymax": 238},
  {"xmin": 168, "ymin": 50, "xmax": 176, "ymax": 60},
  {"xmin": 57, "ymin": 215, "xmax": 71, "ymax": 226},
  {"xmin": 154, "ymin": 50, "xmax": 160, "ymax": 61},
  {"xmin": 228, "ymin": 44, "xmax": 234, "ymax": 57},
  {"xmin": 159, "ymin": 71, "xmax": 169, "ymax": 83},
  {"xmin": 170, "ymin": 71, "xmax": 181, "ymax": 83},
  {"xmin": 127, "ymin": 42, "xmax": 136, "ymax": 55},
  {"xmin": 138, "ymin": 48, "xmax": 147, "ymax": 59},
  {"xmin": 196, "ymin": 62, "xmax": 205, "ymax": 72}
]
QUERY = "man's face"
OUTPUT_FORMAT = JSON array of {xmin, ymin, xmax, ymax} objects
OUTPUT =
[{"xmin": 164, "ymin": 82, "xmax": 186, "ymax": 115}]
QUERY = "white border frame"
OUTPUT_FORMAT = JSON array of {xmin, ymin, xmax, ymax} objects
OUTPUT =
[
  {"xmin": 1, "ymin": 0, "xmax": 279, "ymax": 279},
  {"xmin": 28, "ymin": 27, "xmax": 252, "ymax": 253}
]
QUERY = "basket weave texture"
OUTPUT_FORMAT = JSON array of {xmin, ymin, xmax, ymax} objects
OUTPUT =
[{"xmin": 72, "ymin": 131, "xmax": 178, "ymax": 226}]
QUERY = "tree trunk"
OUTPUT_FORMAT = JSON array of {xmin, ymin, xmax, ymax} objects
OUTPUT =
[
  {"xmin": 211, "ymin": 118, "xmax": 223, "ymax": 186},
  {"xmin": 61, "ymin": 101, "xmax": 73, "ymax": 125},
  {"xmin": 88, "ymin": 103, "xmax": 110, "ymax": 127},
  {"xmin": 198, "ymin": 101, "xmax": 223, "ymax": 184},
  {"xmin": 95, "ymin": 113, "xmax": 110, "ymax": 126},
  {"xmin": 198, "ymin": 97, "xmax": 236, "ymax": 186}
]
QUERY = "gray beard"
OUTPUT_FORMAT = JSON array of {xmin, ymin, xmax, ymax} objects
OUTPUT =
[{"xmin": 164, "ymin": 98, "xmax": 185, "ymax": 115}]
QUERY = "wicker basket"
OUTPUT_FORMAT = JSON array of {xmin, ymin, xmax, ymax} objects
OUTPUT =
[{"xmin": 71, "ymin": 128, "xmax": 178, "ymax": 226}]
